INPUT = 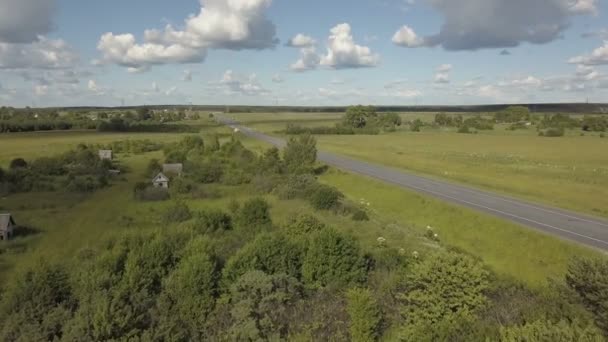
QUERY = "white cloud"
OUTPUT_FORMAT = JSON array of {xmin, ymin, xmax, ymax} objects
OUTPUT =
[
  {"xmin": 392, "ymin": 25, "xmax": 425, "ymax": 47},
  {"xmin": 0, "ymin": 0, "xmax": 55, "ymax": 44},
  {"xmin": 215, "ymin": 69, "xmax": 269, "ymax": 96},
  {"xmin": 0, "ymin": 37, "xmax": 78, "ymax": 69},
  {"xmin": 395, "ymin": 0, "xmax": 598, "ymax": 50},
  {"xmin": 436, "ymin": 64, "xmax": 452, "ymax": 73},
  {"xmin": 511, "ymin": 76, "xmax": 542, "ymax": 87},
  {"xmin": 286, "ymin": 34, "xmax": 316, "ymax": 48},
  {"xmin": 182, "ymin": 69, "xmax": 193, "ymax": 81},
  {"xmin": 96, "ymin": 0, "xmax": 277, "ymax": 71},
  {"xmin": 152, "ymin": 82, "xmax": 160, "ymax": 92},
  {"xmin": 165, "ymin": 86, "xmax": 177, "ymax": 96},
  {"xmin": 290, "ymin": 46, "xmax": 320, "ymax": 72},
  {"xmin": 569, "ymin": 41, "xmax": 608, "ymax": 66},
  {"xmin": 320, "ymin": 23, "xmax": 380, "ymax": 69},
  {"xmin": 35, "ymin": 84, "xmax": 49, "ymax": 96},
  {"xmin": 96, "ymin": 33, "xmax": 206, "ymax": 70},
  {"xmin": 88, "ymin": 80, "xmax": 98, "ymax": 91},
  {"xmin": 393, "ymin": 89, "xmax": 422, "ymax": 98},
  {"xmin": 433, "ymin": 64, "xmax": 452, "ymax": 84},
  {"xmin": 272, "ymin": 74, "xmax": 284, "ymax": 83}
]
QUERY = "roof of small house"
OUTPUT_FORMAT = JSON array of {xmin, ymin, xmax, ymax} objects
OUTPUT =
[
  {"xmin": 153, "ymin": 172, "xmax": 170, "ymax": 183},
  {"xmin": 162, "ymin": 163, "xmax": 183, "ymax": 174},
  {"xmin": 0, "ymin": 214, "xmax": 15, "ymax": 231}
]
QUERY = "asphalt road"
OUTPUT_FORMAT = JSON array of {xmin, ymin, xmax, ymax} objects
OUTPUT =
[{"xmin": 221, "ymin": 118, "xmax": 608, "ymax": 252}]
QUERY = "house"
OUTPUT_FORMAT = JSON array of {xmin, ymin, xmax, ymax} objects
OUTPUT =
[
  {"xmin": 162, "ymin": 163, "xmax": 183, "ymax": 176},
  {"xmin": 152, "ymin": 172, "xmax": 170, "ymax": 188},
  {"xmin": 0, "ymin": 213, "xmax": 15, "ymax": 241},
  {"xmin": 99, "ymin": 150, "xmax": 113, "ymax": 160}
]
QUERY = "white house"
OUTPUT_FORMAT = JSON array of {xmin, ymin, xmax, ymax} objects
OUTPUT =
[
  {"xmin": 0, "ymin": 214, "xmax": 15, "ymax": 241},
  {"xmin": 152, "ymin": 173, "xmax": 170, "ymax": 188}
]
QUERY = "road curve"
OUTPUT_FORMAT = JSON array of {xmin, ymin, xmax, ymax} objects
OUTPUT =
[{"xmin": 221, "ymin": 118, "xmax": 608, "ymax": 252}]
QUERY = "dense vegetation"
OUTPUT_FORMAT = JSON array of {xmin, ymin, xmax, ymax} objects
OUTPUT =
[
  {"xmin": 1, "ymin": 133, "xmax": 607, "ymax": 341},
  {"xmin": 0, "ymin": 145, "xmax": 115, "ymax": 194}
]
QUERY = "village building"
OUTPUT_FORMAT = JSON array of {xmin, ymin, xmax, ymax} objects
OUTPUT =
[
  {"xmin": 99, "ymin": 150, "xmax": 113, "ymax": 160},
  {"xmin": 162, "ymin": 163, "xmax": 183, "ymax": 176},
  {"xmin": 0, "ymin": 213, "xmax": 15, "ymax": 241},
  {"xmin": 152, "ymin": 172, "xmax": 170, "ymax": 188}
]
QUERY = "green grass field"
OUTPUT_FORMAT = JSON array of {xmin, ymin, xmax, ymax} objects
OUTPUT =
[
  {"xmin": 0, "ymin": 122, "xmax": 604, "ymax": 289},
  {"xmin": 230, "ymin": 112, "xmax": 608, "ymax": 218}
]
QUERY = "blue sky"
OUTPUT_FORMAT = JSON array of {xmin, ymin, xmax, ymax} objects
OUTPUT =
[{"xmin": 0, "ymin": 0, "xmax": 607, "ymax": 107}]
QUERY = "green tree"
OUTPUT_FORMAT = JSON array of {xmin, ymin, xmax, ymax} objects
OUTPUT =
[
  {"xmin": 151, "ymin": 238, "xmax": 219, "ymax": 341},
  {"xmin": 236, "ymin": 197, "xmax": 272, "ymax": 230},
  {"xmin": 499, "ymin": 320, "xmax": 604, "ymax": 342},
  {"xmin": 343, "ymin": 106, "xmax": 377, "ymax": 128},
  {"xmin": 398, "ymin": 251, "xmax": 490, "ymax": 340},
  {"xmin": 208, "ymin": 134, "xmax": 221, "ymax": 152},
  {"xmin": 0, "ymin": 261, "xmax": 74, "ymax": 341},
  {"xmin": 565, "ymin": 257, "xmax": 608, "ymax": 334},
  {"xmin": 223, "ymin": 232, "xmax": 305, "ymax": 283},
  {"xmin": 9, "ymin": 158, "xmax": 28, "ymax": 170},
  {"xmin": 136, "ymin": 106, "xmax": 152, "ymax": 121},
  {"xmin": 283, "ymin": 134, "xmax": 317, "ymax": 174},
  {"xmin": 258, "ymin": 147, "xmax": 284, "ymax": 174},
  {"xmin": 346, "ymin": 288, "xmax": 382, "ymax": 342},
  {"xmin": 229, "ymin": 271, "xmax": 302, "ymax": 341},
  {"xmin": 302, "ymin": 228, "xmax": 368, "ymax": 287}
]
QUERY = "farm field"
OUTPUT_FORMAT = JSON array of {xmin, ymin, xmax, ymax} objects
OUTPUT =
[{"xmin": 230, "ymin": 112, "xmax": 608, "ymax": 218}]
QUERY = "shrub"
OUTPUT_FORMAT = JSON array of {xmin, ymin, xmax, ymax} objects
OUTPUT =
[
  {"xmin": 193, "ymin": 162, "xmax": 223, "ymax": 183},
  {"xmin": 193, "ymin": 209, "xmax": 232, "ymax": 233},
  {"xmin": 221, "ymin": 168, "xmax": 251, "ymax": 186},
  {"xmin": 346, "ymin": 288, "xmax": 382, "ymax": 342},
  {"xmin": 285, "ymin": 213, "xmax": 326, "ymax": 236},
  {"xmin": 283, "ymin": 134, "xmax": 317, "ymax": 174},
  {"xmin": 499, "ymin": 320, "xmax": 604, "ymax": 342},
  {"xmin": 309, "ymin": 184, "xmax": 343, "ymax": 210},
  {"xmin": 458, "ymin": 125, "xmax": 472, "ymax": 134},
  {"xmin": 410, "ymin": 119, "xmax": 423, "ymax": 132},
  {"xmin": 162, "ymin": 201, "xmax": 192, "ymax": 224},
  {"xmin": 343, "ymin": 106, "xmax": 377, "ymax": 128},
  {"xmin": 236, "ymin": 198, "xmax": 272, "ymax": 230},
  {"xmin": 302, "ymin": 228, "xmax": 369, "ymax": 287},
  {"xmin": 274, "ymin": 174, "xmax": 318, "ymax": 200},
  {"xmin": 565, "ymin": 257, "xmax": 608, "ymax": 333},
  {"xmin": 351, "ymin": 209, "xmax": 370, "ymax": 222},
  {"xmin": 223, "ymin": 232, "xmax": 305, "ymax": 283},
  {"xmin": 9, "ymin": 158, "xmax": 28, "ymax": 170},
  {"xmin": 600, "ymin": 133, "xmax": 605, "ymax": 138},
  {"xmin": 251, "ymin": 174, "xmax": 282, "ymax": 194},
  {"xmin": 541, "ymin": 127, "xmax": 565, "ymax": 137},
  {"xmin": 398, "ymin": 251, "xmax": 490, "ymax": 340}
]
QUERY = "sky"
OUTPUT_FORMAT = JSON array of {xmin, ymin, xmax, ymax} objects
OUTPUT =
[{"xmin": 0, "ymin": 0, "xmax": 607, "ymax": 107}]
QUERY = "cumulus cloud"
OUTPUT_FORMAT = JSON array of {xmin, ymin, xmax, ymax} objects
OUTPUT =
[
  {"xmin": 214, "ymin": 70, "xmax": 269, "ymax": 96},
  {"xmin": 434, "ymin": 64, "xmax": 452, "ymax": 84},
  {"xmin": 88, "ymin": 80, "xmax": 98, "ymax": 91},
  {"xmin": 568, "ymin": 41, "xmax": 608, "ymax": 65},
  {"xmin": 393, "ymin": 89, "xmax": 422, "ymax": 98},
  {"xmin": 500, "ymin": 49, "xmax": 511, "ymax": 56},
  {"xmin": 290, "ymin": 47, "xmax": 320, "ymax": 72},
  {"xmin": 286, "ymin": 34, "xmax": 316, "ymax": 47},
  {"xmin": 97, "ymin": 0, "xmax": 277, "ymax": 71},
  {"xmin": 182, "ymin": 69, "xmax": 193, "ymax": 81},
  {"xmin": 392, "ymin": 25, "xmax": 425, "ymax": 47},
  {"xmin": 394, "ymin": 0, "xmax": 598, "ymax": 50},
  {"xmin": 320, "ymin": 23, "xmax": 379, "ymax": 69},
  {"xmin": 35, "ymin": 84, "xmax": 49, "ymax": 96},
  {"xmin": 272, "ymin": 74, "xmax": 284, "ymax": 83},
  {"xmin": 0, "ymin": 0, "xmax": 55, "ymax": 44},
  {"xmin": 96, "ymin": 33, "xmax": 206, "ymax": 70},
  {"xmin": 0, "ymin": 37, "xmax": 78, "ymax": 69},
  {"xmin": 510, "ymin": 76, "xmax": 542, "ymax": 87}
]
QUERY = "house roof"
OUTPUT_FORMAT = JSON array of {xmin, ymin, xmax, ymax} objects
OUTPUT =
[
  {"xmin": 162, "ymin": 163, "xmax": 183, "ymax": 174},
  {"xmin": 153, "ymin": 172, "xmax": 169, "ymax": 182},
  {"xmin": 0, "ymin": 214, "xmax": 15, "ymax": 230}
]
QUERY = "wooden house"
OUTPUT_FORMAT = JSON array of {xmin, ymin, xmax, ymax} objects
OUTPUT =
[{"xmin": 0, "ymin": 213, "xmax": 15, "ymax": 241}]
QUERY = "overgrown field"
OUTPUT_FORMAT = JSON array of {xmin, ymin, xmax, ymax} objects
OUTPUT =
[{"xmin": 231, "ymin": 112, "xmax": 608, "ymax": 218}]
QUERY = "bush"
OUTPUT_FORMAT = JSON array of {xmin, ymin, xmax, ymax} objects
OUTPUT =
[
  {"xmin": 565, "ymin": 257, "xmax": 608, "ymax": 333},
  {"xmin": 283, "ymin": 134, "xmax": 317, "ymax": 174},
  {"xmin": 600, "ymin": 133, "xmax": 605, "ymax": 138},
  {"xmin": 458, "ymin": 125, "xmax": 472, "ymax": 134},
  {"xmin": 162, "ymin": 201, "xmax": 192, "ymax": 224},
  {"xmin": 9, "ymin": 158, "xmax": 28, "ymax": 170},
  {"xmin": 410, "ymin": 119, "xmax": 423, "ymax": 132},
  {"xmin": 499, "ymin": 320, "xmax": 604, "ymax": 342},
  {"xmin": 343, "ymin": 106, "xmax": 377, "ymax": 128},
  {"xmin": 346, "ymin": 288, "xmax": 382, "ymax": 342},
  {"xmin": 285, "ymin": 213, "xmax": 326, "ymax": 236},
  {"xmin": 251, "ymin": 174, "xmax": 282, "ymax": 194},
  {"xmin": 134, "ymin": 184, "xmax": 170, "ymax": 201},
  {"xmin": 193, "ymin": 209, "xmax": 232, "ymax": 233},
  {"xmin": 351, "ymin": 209, "xmax": 370, "ymax": 222},
  {"xmin": 223, "ymin": 232, "xmax": 305, "ymax": 283},
  {"xmin": 221, "ymin": 168, "xmax": 251, "ymax": 186},
  {"xmin": 309, "ymin": 184, "xmax": 343, "ymax": 210},
  {"xmin": 540, "ymin": 127, "xmax": 565, "ymax": 137},
  {"xmin": 302, "ymin": 228, "xmax": 369, "ymax": 287},
  {"xmin": 236, "ymin": 198, "xmax": 272, "ymax": 230},
  {"xmin": 274, "ymin": 174, "xmax": 318, "ymax": 200}
]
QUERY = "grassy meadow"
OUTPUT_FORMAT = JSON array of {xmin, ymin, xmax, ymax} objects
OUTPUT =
[
  {"xmin": 0, "ymin": 115, "xmax": 605, "ymax": 291},
  {"xmin": 230, "ymin": 112, "xmax": 608, "ymax": 218}
]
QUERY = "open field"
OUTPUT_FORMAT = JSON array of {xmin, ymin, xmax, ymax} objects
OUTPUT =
[
  {"xmin": 0, "ymin": 125, "xmax": 604, "ymax": 290},
  {"xmin": 229, "ymin": 112, "xmax": 608, "ymax": 218}
]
